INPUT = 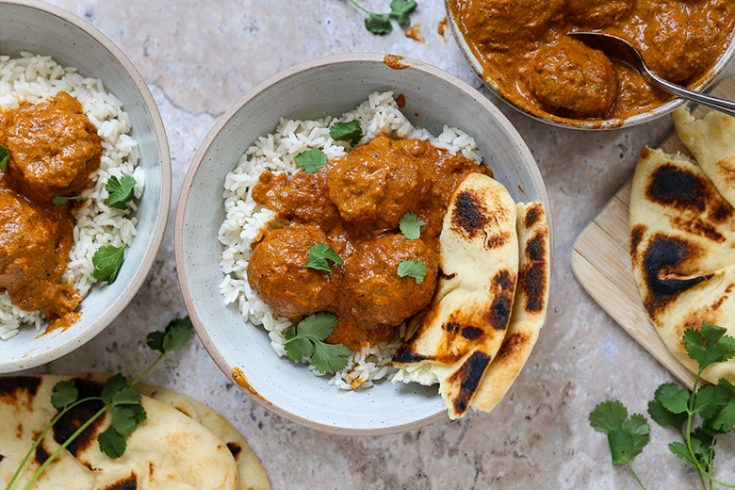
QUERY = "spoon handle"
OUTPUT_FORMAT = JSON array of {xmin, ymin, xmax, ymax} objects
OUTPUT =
[{"xmin": 648, "ymin": 71, "xmax": 735, "ymax": 118}]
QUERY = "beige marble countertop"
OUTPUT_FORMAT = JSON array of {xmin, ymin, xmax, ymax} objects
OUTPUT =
[{"xmin": 30, "ymin": 1, "xmax": 735, "ymax": 488}]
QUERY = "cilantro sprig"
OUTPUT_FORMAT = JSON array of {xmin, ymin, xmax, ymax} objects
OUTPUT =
[
  {"xmin": 92, "ymin": 244, "xmax": 127, "ymax": 284},
  {"xmin": 305, "ymin": 243, "xmax": 343, "ymax": 274},
  {"xmin": 397, "ymin": 259, "xmax": 427, "ymax": 284},
  {"xmin": 6, "ymin": 317, "xmax": 194, "ymax": 490},
  {"xmin": 330, "ymin": 120, "xmax": 363, "ymax": 146},
  {"xmin": 345, "ymin": 0, "xmax": 418, "ymax": 35},
  {"xmin": 295, "ymin": 148, "xmax": 327, "ymax": 173},
  {"xmin": 106, "ymin": 175, "xmax": 137, "ymax": 210},
  {"xmin": 52, "ymin": 195, "xmax": 85, "ymax": 206},
  {"xmin": 399, "ymin": 213, "xmax": 425, "ymax": 240},
  {"xmin": 0, "ymin": 144, "xmax": 9, "ymax": 172},
  {"xmin": 590, "ymin": 323, "xmax": 735, "ymax": 490},
  {"xmin": 283, "ymin": 313, "xmax": 352, "ymax": 374}
]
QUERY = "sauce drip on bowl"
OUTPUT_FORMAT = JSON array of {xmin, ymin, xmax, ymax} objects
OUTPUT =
[
  {"xmin": 248, "ymin": 134, "xmax": 490, "ymax": 350},
  {"xmin": 448, "ymin": 0, "xmax": 735, "ymax": 122},
  {"xmin": 0, "ymin": 92, "xmax": 102, "ymax": 329}
]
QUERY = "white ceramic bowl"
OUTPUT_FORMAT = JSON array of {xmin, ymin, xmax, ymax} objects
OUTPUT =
[
  {"xmin": 445, "ymin": 1, "xmax": 735, "ymax": 130},
  {"xmin": 0, "ymin": 1, "xmax": 171, "ymax": 372},
  {"xmin": 176, "ymin": 54, "xmax": 552, "ymax": 434}
]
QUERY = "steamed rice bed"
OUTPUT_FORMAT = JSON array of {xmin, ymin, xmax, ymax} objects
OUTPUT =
[{"xmin": 219, "ymin": 91, "xmax": 483, "ymax": 390}]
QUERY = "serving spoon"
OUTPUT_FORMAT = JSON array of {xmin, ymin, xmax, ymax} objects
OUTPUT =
[{"xmin": 569, "ymin": 32, "xmax": 735, "ymax": 118}]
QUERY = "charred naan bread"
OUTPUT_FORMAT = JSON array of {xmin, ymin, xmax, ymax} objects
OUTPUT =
[
  {"xmin": 673, "ymin": 107, "xmax": 735, "ymax": 208},
  {"xmin": 630, "ymin": 147, "xmax": 735, "ymax": 384},
  {"xmin": 0, "ymin": 375, "xmax": 241, "ymax": 489},
  {"xmin": 393, "ymin": 173, "xmax": 519, "ymax": 419},
  {"xmin": 471, "ymin": 202, "xmax": 550, "ymax": 412}
]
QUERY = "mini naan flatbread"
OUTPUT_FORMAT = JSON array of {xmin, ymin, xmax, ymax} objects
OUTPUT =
[
  {"xmin": 471, "ymin": 202, "xmax": 550, "ymax": 412},
  {"xmin": 393, "ymin": 173, "xmax": 519, "ymax": 418},
  {"xmin": 630, "ymin": 147, "xmax": 735, "ymax": 384},
  {"xmin": 673, "ymin": 107, "xmax": 735, "ymax": 208},
  {"xmin": 0, "ymin": 375, "xmax": 240, "ymax": 489}
]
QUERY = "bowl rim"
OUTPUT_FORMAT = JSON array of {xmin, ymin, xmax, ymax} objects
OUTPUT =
[
  {"xmin": 444, "ymin": 0, "xmax": 735, "ymax": 130},
  {"xmin": 175, "ymin": 52, "xmax": 553, "ymax": 435},
  {"xmin": 0, "ymin": 0, "xmax": 172, "ymax": 372}
]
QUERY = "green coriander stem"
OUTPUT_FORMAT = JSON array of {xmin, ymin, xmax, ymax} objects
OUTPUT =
[
  {"xmin": 131, "ymin": 352, "xmax": 165, "ymax": 386},
  {"xmin": 685, "ymin": 373, "xmax": 709, "ymax": 490},
  {"xmin": 626, "ymin": 464, "xmax": 647, "ymax": 490},
  {"xmin": 703, "ymin": 473, "xmax": 735, "ymax": 489},
  {"xmin": 347, "ymin": 0, "xmax": 377, "ymax": 15},
  {"xmin": 22, "ymin": 405, "xmax": 108, "ymax": 490},
  {"xmin": 5, "ymin": 396, "xmax": 102, "ymax": 490}
]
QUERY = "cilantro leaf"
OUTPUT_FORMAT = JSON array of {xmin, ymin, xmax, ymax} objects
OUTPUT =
[
  {"xmin": 111, "ymin": 406, "xmax": 140, "ymax": 437},
  {"xmin": 92, "ymin": 245, "xmax": 126, "ymax": 284},
  {"xmin": 330, "ymin": 121, "xmax": 363, "ymax": 145},
  {"xmin": 399, "ymin": 213, "xmax": 426, "ymax": 240},
  {"xmin": 683, "ymin": 323, "xmax": 735, "ymax": 371},
  {"xmin": 390, "ymin": 0, "xmax": 417, "ymax": 15},
  {"xmin": 106, "ymin": 175, "xmax": 137, "ymax": 210},
  {"xmin": 311, "ymin": 341, "xmax": 352, "ymax": 374},
  {"xmin": 397, "ymin": 259, "xmax": 427, "ymax": 284},
  {"xmin": 305, "ymin": 243, "xmax": 343, "ymax": 274},
  {"xmin": 293, "ymin": 312, "xmax": 338, "ymax": 341},
  {"xmin": 112, "ymin": 387, "xmax": 141, "ymax": 406},
  {"xmin": 365, "ymin": 13, "xmax": 392, "ymax": 35},
  {"xmin": 101, "ymin": 374, "xmax": 129, "ymax": 405},
  {"xmin": 52, "ymin": 195, "xmax": 85, "ymax": 206},
  {"xmin": 648, "ymin": 396, "xmax": 687, "ymax": 431},
  {"xmin": 656, "ymin": 383, "xmax": 690, "ymax": 415},
  {"xmin": 146, "ymin": 316, "xmax": 193, "ymax": 354},
  {"xmin": 691, "ymin": 427, "xmax": 716, "ymax": 469},
  {"xmin": 590, "ymin": 400, "xmax": 628, "ymax": 434},
  {"xmin": 51, "ymin": 380, "xmax": 78, "ymax": 410},
  {"xmin": 711, "ymin": 402, "xmax": 735, "ymax": 432},
  {"xmin": 694, "ymin": 385, "xmax": 731, "ymax": 420},
  {"xmin": 294, "ymin": 148, "xmax": 327, "ymax": 173},
  {"xmin": 284, "ymin": 336, "xmax": 313, "ymax": 362},
  {"xmin": 0, "ymin": 145, "xmax": 8, "ymax": 172},
  {"xmin": 98, "ymin": 426, "xmax": 126, "ymax": 459},
  {"xmin": 669, "ymin": 441, "xmax": 697, "ymax": 467}
]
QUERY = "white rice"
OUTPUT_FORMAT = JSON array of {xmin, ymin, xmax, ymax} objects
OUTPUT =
[
  {"xmin": 0, "ymin": 53, "xmax": 143, "ymax": 340},
  {"xmin": 219, "ymin": 91, "xmax": 481, "ymax": 390}
]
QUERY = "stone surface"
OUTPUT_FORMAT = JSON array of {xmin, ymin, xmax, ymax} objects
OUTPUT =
[{"xmin": 28, "ymin": 1, "xmax": 735, "ymax": 488}]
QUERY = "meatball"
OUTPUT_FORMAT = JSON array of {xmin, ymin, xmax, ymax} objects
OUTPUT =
[
  {"xmin": 566, "ymin": 0, "xmax": 634, "ymax": 28},
  {"xmin": 526, "ymin": 38, "xmax": 617, "ymax": 117},
  {"xmin": 342, "ymin": 234, "xmax": 438, "ymax": 327},
  {"xmin": 247, "ymin": 225, "xmax": 340, "ymax": 318},
  {"xmin": 5, "ymin": 92, "xmax": 102, "ymax": 203},
  {"xmin": 0, "ymin": 188, "xmax": 78, "ymax": 316},
  {"xmin": 326, "ymin": 134, "xmax": 427, "ymax": 231},
  {"xmin": 454, "ymin": 0, "xmax": 564, "ymax": 50},
  {"xmin": 642, "ymin": 1, "xmax": 727, "ymax": 83}
]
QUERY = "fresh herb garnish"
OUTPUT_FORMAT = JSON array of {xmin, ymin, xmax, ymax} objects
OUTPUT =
[
  {"xmin": 5, "ymin": 316, "xmax": 193, "ymax": 490},
  {"xmin": 283, "ymin": 312, "xmax": 352, "ymax": 374},
  {"xmin": 106, "ymin": 175, "xmax": 137, "ymax": 210},
  {"xmin": 305, "ymin": 243, "xmax": 343, "ymax": 274},
  {"xmin": 0, "ymin": 145, "xmax": 9, "ymax": 172},
  {"xmin": 92, "ymin": 244, "xmax": 127, "ymax": 284},
  {"xmin": 345, "ymin": 0, "xmax": 418, "ymax": 35},
  {"xmin": 330, "ymin": 120, "xmax": 363, "ymax": 145},
  {"xmin": 294, "ymin": 148, "xmax": 327, "ymax": 173},
  {"xmin": 52, "ymin": 195, "xmax": 85, "ymax": 206},
  {"xmin": 399, "ymin": 213, "xmax": 425, "ymax": 240},
  {"xmin": 590, "ymin": 323, "xmax": 735, "ymax": 490},
  {"xmin": 397, "ymin": 259, "xmax": 427, "ymax": 284}
]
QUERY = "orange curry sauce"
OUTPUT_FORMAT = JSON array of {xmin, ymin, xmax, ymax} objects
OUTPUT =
[
  {"xmin": 0, "ymin": 92, "xmax": 102, "ymax": 329},
  {"xmin": 247, "ymin": 134, "xmax": 490, "ymax": 350},
  {"xmin": 448, "ymin": 0, "xmax": 735, "ymax": 121}
]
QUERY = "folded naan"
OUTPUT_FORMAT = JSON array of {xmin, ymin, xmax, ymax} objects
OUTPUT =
[
  {"xmin": 630, "ymin": 146, "xmax": 735, "ymax": 384},
  {"xmin": 471, "ymin": 202, "xmax": 550, "ymax": 412},
  {"xmin": 0, "ymin": 375, "xmax": 241, "ymax": 489},
  {"xmin": 393, "ymin": 173, "xmax": 519, "ymax": 418}
]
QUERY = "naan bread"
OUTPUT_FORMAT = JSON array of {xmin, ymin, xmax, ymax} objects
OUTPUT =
[
  {"xmin": 0, "ymin": 375, "xmax": 240, "ymax": 489},
  {"xmin": 673, "ymin": 107, "xmax": 735, "ymax": 208},
  {"xmin": 630, "ymin": 147, "xmax": 735, "ymax": 384},
  {"xmin": 471, "ymin": 202, "xmax": 550, "ymax": 412},
  {"xmin": 393, "ymin": 173, "xmax": 519, "ymax": 419},
  {"xmin": 138, "ymin": 384, "xmax": 271, "ymax": 490}
]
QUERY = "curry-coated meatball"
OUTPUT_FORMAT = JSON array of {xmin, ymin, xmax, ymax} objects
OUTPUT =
[
  {"xmin": 455, "ymin": 0, "xmax": 564, "ymax": 50},
  {"xmin": 566, "ymin": 0, "xmax": 634, "ymax": 28},
  {"xmin": 247, "ymin": 225, "xmax": 340, "ymax": 319},
  {"xmin": 0, "ymin": 188, "xmax": 77, "ymax": 316},
  {"xmin": 642, "ymin": 0, "xmax": 729, "ymax": 83},
  {"xmin": 342, "ymin": 234, "xmax": 438, "ymax": 327},
  {"xmin": 526, "ymin": 38, "xmax": 617, "ymax": 117},
  {"xmin": 326, "ymin": 134, "xmax": 427, "ymax": 231},
  {"xmin": 5, "ymin": 92, "xmax": 102, "ymax": 203}
]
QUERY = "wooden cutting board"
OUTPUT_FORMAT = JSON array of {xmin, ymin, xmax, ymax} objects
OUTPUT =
[{"xmin": 571, "ymin": 78, "xmax": 735, "ymax": 389}]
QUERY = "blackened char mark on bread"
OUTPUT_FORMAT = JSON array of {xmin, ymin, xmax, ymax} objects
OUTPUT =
[
  {"xmin": 103, "ymin": 473, "xmax": 138, "ymax": 490},
  {"xmin": 0, "ymin": 377, "xmax": 41, "ymax": 410},
  {"xmin": 448, "ymin": 351, "xmax": 491, "ymax": 416},
  {"xmin": 451, "ymin": 191, "xmax": 488, "ymax": 239},
  {"xmin": 52, "ymin": 378, "xmax": 106, "ymax": 457},
  {"xmin": 521, "ymin": 232, "xmax": 548, "ymax": 313},
  {"xmin": 486, "ymin": 270, "xmax": 514, "ymax": 330}
]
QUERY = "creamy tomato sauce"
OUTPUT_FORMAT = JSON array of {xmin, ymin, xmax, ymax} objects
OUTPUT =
[
  {"xmin": 448, "ymin": 0, "xmax": 735, "ymax": 121},
  {"xmin": 248, "ymin": 134, "xmax": 490, "ymax": 350}
]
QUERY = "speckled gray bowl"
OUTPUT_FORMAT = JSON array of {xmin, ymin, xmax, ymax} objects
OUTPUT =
[
  {"xmin": 176, "ymin": 54, "xmax": 552, "ymax": 435},
  {"xmin": 0, "ymin": 1, "xmax": 171, "ymax": 372}
]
